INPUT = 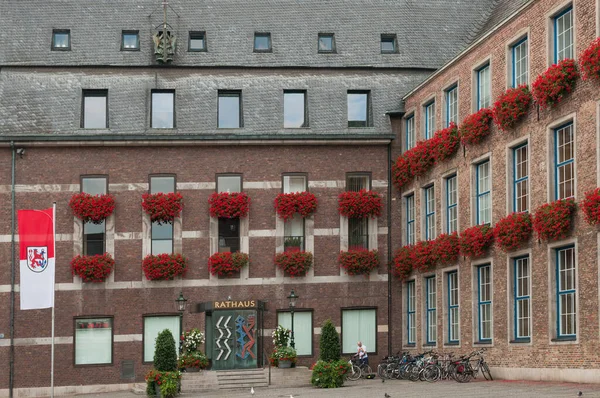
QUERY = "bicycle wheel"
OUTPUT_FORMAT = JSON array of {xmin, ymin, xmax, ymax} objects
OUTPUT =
[
  {"xmin": 407, "ymin": 364, "xmax": 421, "ymax": 382},
  {"xmin": 481, "ymin": 361, "xmax": 493, "ymax": 381},
  {"xmin": 452, "ymin": 363, "xmax": 472, "ymax": 383},
  {"xmin": 347, "ymin": 364, "xmax": 362, "ymax": 381},
  {"xmin": 361, "ymin": 365, "xmax": 372, "ymax": 378},
  {"xmin": 422, "ymin": 364, "xmax": 441, "ymax": 383},
  {"xmin": 377, "ymin": 363, "xmax": 387, "ymax": 379}
]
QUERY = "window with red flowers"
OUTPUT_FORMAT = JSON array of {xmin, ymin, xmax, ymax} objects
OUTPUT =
[
  {"xmin": 81, "ymin": 176, "xmax": 108, "ymax": 256},
  {"xmin": 346, "ymin": 173, "xmax": 372, "ymax": 250},
  {"xmin": 217, "ymin": 175, "xmax": 243, "ymax": 253},
  {"xmin": 282, "ymin": 174, "xmax": 308, "ymax": 251},
  {"xmin": 149, "ymin": 175, "xmax": 176, "ymax": 255}
]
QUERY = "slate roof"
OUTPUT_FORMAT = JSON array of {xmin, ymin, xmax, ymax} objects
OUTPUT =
[{"xmin": 0, "ymin": 0, "xmax": 498, "ymax": 69}]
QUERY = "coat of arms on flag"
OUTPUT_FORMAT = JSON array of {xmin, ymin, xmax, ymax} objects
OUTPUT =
[{"xmin": 27, "ymin": 247, "xmax": 48, "ymax": 272}]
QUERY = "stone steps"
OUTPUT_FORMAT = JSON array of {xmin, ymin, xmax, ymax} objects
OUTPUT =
[{"xmin": 216, "ymin": 368, "xmax": 269, "ymax": 390}]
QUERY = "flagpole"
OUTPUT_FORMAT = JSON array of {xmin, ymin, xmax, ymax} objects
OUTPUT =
[{"xmin": 51, "ymin": 202, "xmax": 56, "ymax": 398}]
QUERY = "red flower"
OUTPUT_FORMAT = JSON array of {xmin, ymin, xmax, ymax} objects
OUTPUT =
[
  {"xmin": 338, "ymin": 189, "xmax": 383, "ymax": 218},
  {"xmin": 392, "ymin": 246, "xmax": 412, "ymax": 281},
  {"xmin": 142, "ymin": 192, "xmax": 183, "ymax": 224},
  {"xmin": 142, "ymin": 253, "xmax": 188, "ymax": 280},
  {"xmin": 392, "ymin": 155, "xmax": 413, "ymax": 190},
  {"xmin": 208, "ymin": 252, "xmax": 249, "ymax": 277},
  {"xmin": 580, "ymin": 38, "xmax": 600, "ymax": 80},
  {"xmin": 69, "ymin": 192, "xmax": 115, "ymax": 224},
  {"xmin": 274, "ymin": 192, "xmax": 318, "ymax": 221},
  {"xmin": 492, "ymin": 85, "xmax": 532, "ymax": 130},
  {"xmin": 430, "ymin": 122, "xmax": 460, "ymax": 163},
  {"xmin": 532, "ymin": 59, "xmax": 579, "ymax": 108},
  {"xmin": 208, "ymin": 192, "xmax": 250, "ymax": 218},
  {"xmin": 410, "ymin": 240, "xmax": 437, "ymax": 273},
  {"xmin": 274, "ymin": 251, "xmax": 313, "ymax": 277},
  {"xmin": 581, "ymin": 188, "xmax": 600, "ymax": 225},
  {"xmin": 338, "ymin": 249, "xmax": 379, "ymax": 276},
  {"xmin": 459, "ymin": 225, "xmax": 494, "ymax": 258},
  {"xmin": 459, "ymin": 108, "xmax": 493, "ymax": 146},
  {"xmin": 404, "ymin": 140, "xmax": 435, "ymax": 177},
  {"xmin": 532, "ymin": 198, "xmax": 576, "ymax": 241},
  {"xmin": 71, "ymin": 253, "xmax": 115, "ymax": 282},
  {"xmin": 432, "ymin": 233, "xmax": 459, "ymax": 265},
  {"xmin": 493, "ymin": 212, "xmax": 532, "ymax": 252}
]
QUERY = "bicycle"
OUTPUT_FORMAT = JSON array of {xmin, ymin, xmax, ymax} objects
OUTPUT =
[
  {"xmin": 346, "ymin": 355, "xmax": 373, "ymax": 381},
  {"xmin": 452, "ymin": 348, "xmax": 493, "ymax": 382}
]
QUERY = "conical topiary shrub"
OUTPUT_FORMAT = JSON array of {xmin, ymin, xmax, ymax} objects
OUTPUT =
[
  {"xmin": 319, "ymin": 319, "xmax": 340, "ymax": 362},
  {"xmin": 154, "ymin": 329, "xmax": 178, "ymax": 372}
]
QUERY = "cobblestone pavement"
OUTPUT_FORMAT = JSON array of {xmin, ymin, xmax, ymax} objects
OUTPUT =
[{"xmin": 76, "ymin": 378, "xmax": 600, "ymax": 398}]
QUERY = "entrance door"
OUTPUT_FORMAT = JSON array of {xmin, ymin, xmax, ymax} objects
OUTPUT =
[{"xmin": 211, "ymin": 310, "xmax": 258, "ymax": 370}]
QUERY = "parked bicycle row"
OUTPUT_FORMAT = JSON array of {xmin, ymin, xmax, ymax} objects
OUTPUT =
[{"xmin": 373, "ymin": 348, "xmax": 493, "ymax": 383}]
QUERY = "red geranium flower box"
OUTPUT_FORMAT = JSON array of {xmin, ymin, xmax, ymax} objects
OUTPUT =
[
  {"xmin": 274, "ymin": 251, "xmax": 313, "ymax": 277},
  {"xmin": 208, "ymin": 252, "xmax": 249, "ymax": 277},
  {"xmin": 532, "ymin": 198, "xmax": 576, "ymax": 241},
  {"xmin": 581, "ymin": 188, "xmax": 600, "ymax": 225},
  {"xmin": 69, "ymin": 192, "xmax": 115, "ymax": 224},
  {"xmin": 274, "ymin": 192, "xmax": 318, "ymax": 221},
  {"xmin": 338, "ymin": 249, "xmax": 379, "ymax": 276},
  {"xmin": 392, "ymin": 246, "xmax": 412, "ymax": 281},
  {"xmin": 459, "ymin": 108, "xmax": 493, "ymax": 146},
  {"xmin": 410, "ymin": 240, "xmax": 437, "ymax": 273},
  {"xmin": 142, "ymin": 192, "xmax": 183, "ymax": 224},
  {"xmin": 208, "ymin": 192, "xmax": 250, "ymax": 218},
  {"xmin": 71, "ymin": 253, "xmax": 115, "ymax": 283},
  {"xmin": 431, "ymin": 122, "xmax": 460, "ymax": 163},
  {"xmin": 492, "ymin": 85, "xmax": 532, "ymax": 131},
  {"xmin": 142, "ymin": 253, "xmax": 188, "ymax": 280},
  {"xmin": 580, "ymin": 38, "xmax": 600, "ymax": 80},
  {"xmin": 392, "ymin": 155, "xmax": 412, "ymax": 190},
  {"xmin": 433, "ymin": 232, "xmax": 459, "ymax": 265},
  {"xmin": 338, "ymin": 189, "xmax": 383, "ymax": 218},
  {"xmin": 459, "ymin": 225, "xmax": 494, "ymax": 258},
  {"xmin": 493, "ymin": 212, "xmax": 532, "ymax": 252},
  {"xmin": 532, "ymin": 59, "xmax": 579, "ymax": 108},
  {"xmin": 405, "ymin": 140, "xmax": 435, "ymax": 177}
]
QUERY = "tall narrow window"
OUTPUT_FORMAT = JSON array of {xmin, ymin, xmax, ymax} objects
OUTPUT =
[
  {"xmin": 477, "ymin": 64, "xmax": 491, "ymax": 110},
  {"xmin": 283, "ymin": 175, "xmax": 307, "ymax": 251},
  {"xmin": 217, "ymin": 175, "xmax": 242, "ymax": 253},
  {"xmin": 347, "ymin": 173, "xmax": 370, "ymax": 249},
  {"xmin": 82, "ymin": 90, "xmax": 108, "ymax": 129},
  {"xmin": 82, "ymin": 177, "xmax": 107, "ymax": 256},
  {"xmin": 556, "ymin": 246, "xmax": 576, "ymax": 338},
  {"xmin": 405, "ymin": 115, "xmax": 415, "ymax": 151},
  {"xmin": 555, "ymin": 122, "xmax": 574, "ymax": 200},
  {"xmin": 218, "ymin": 91, "xmax": 242, "ymax": 128},
  {"xmin": 426, "ymin": 276, "xmax": 437, "ymax": 344},
  {"xmin": 278, "ymin": 311, "xmax": 312, "ymax": 356},
  {"xmin": 476, "ymin": 161, "xmax": 491, "ymax": 225},
  {"xmin": 143, "ymin": 316, "xmax": 180, "ymax": 363},
  {"xmin": 445, "ymin": 86, "xmax": 458, "ymax": 126},
  {"xmin": 150, "ymin": 176, "xmax": 175, "ymax": 255},
  {"xmin": 347, "ymin": 91, "xmax": 370, "ymax": 127},
  {"xmin": 424, "ymin": 185, "xmax": 435, "ymax": 241},
  {"xmin": 477, "ymin": 264, "xmax": 492, "ymax": 342},
  {"xmin": 447, "ymin": 271, "xmax": 459, "ymax": 343},
  {"xmin": 151, "ymin": 90, "xmax": 175, "ymax": 129},
  {"xmin": 512, "ymin": 38, "xmax": 528, "ymax": 87},
  {"xmin": 284, "ymin": 91, "xmax": 307, "ymax": 128},
  {"xmin": 406, "ymin": 194, "xmax": 415, "ymax": 246},
  {"xmin": 554, "ymin": 7, "xmax": 574, "ymax": 62},
  {"xmin": 446, "ymin": 175, "xmax": 457, "ymax": 234},
  {"xmin": 407, "ymin": 280, "xmax": 416, "ymax": 345},
  {"xmin": 513, "ymin": 143, "xmax": 529, "ymax": 212},
  {"xmin": 514, "ymin": 256, "xmax": 531, "ymax": 341},
  {"xmin": 424, "ymin": 101, "xmax": 435, "ymax": 139}
]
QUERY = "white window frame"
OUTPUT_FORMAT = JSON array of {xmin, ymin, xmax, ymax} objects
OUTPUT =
[{"xmin": 341, "ymin": 308, "xmax": 377, "ymax": 354}]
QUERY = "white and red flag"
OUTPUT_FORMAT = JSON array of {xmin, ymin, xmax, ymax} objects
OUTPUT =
[{"xmin": 18, "ymin": 207, "xmax": 55, "ymax": 310}]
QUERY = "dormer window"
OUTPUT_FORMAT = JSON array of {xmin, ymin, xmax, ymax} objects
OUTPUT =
[
  {"xmin": 254, "ymin": 33, "xmax": 272, "ymax": 52},
  {"xmin": 318, "ymin": 33, "xmax": 335, "ymax": 53},
  {"xmin": 189, "ymin": 31, "xmax": 207, "ymax": 52},
  {"xmin": 381, "ymin": 34, "xmax": 397, "ymax": 53},
  {"xmin": 121, "ymin": 31, "xmax": 140, "ymax": 51},
  {"xmin": 52, "ymin": 29, "xmax": 71, "ymax": 51}
]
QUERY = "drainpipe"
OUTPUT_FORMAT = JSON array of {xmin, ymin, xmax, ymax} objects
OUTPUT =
[
  {"xmin": 9, "ymin": 142, "xmax": 16, "ymax": 398},
  {"xmin": 387, "ymin": 142, "xmax": 393, "ymax": 356}
]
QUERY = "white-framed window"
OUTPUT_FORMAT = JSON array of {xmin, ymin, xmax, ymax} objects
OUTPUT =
[
  {"xmin": 143, "ymin": 315, "xmax": 181, "ymax": 363},
  {"xmin": 405, "ymin": 114, "xmax": 415, "ymax": 151},
  {"xmin": 425, "ymin": 276, "xmax": 437, "ymax": 344},
  {"xmin": 477, "ymin": 63, "xmax": 491, "ymax": 110},
  {"xmin": 477, "ymin": 264, "xmax": 492, "ymax": 342},
  {"xmin": 82, "ymin": 176, "xmax": 107, "ymax": 256},
  {"xmin": 424, "ymin": 101, "xmax": 435, "ymax": 139},
  {"xmin": 513, "ymin": 255, "xmax": 531, "ymax": 341},
  {"xmin": 447, "ymin": 271, "xmax": 459, "ymax": 343},
  {"xmin": 424, "ymin": 185, "xmax": 436, "ymax": 240},
  {"xmin": 476, "ymin": 161, "xmax": 491, "ymax": 225},
  {"xmin": 511, "ymin": 37, "xmax": 528, "ymax": 87},
  {"xmin": 347, "ymin": 91, "xmax": 371, "ymax": 128},
  {"xmin": 278, "ymin": 311, "xmax": 313, "ymax": 356},
  {"xmin": 74, "ymin": 317, "xmax": 112, "ymax": 365},
  {"xmin": 283, "ymin": 174, "xmax": 307, "ymax": 251},
  {"xmin": 406, "ymin": 194, "xmax": 415, "ymax": 245},
  {"xmin": 407, "ymin": 280, "xmax": 416, "ymax": 345},
  {"xmin": 82, "ymin": 89, "xmax": 108, "ymax": 129},
  {"xmin": 554, "ymin": 122, "xmax": 575, "ymax": 200},
  {"xmin": 284, "ymin": 91, "xmax": 308, "ymax": 128},
  {"xmin": 556, "ymin": 245, "xmax": 576, "ymax": 339},
  {"xmin": 341, "ymin": 308, "xmax": 376, "ymax": 354},
  {"xmin": 218, "ymin": 91, "xmax": 242, "ymax": 128},
  {"xmin": 553, "ymin": 6, "xmax": 574, "ymax": 63},
  {"xmin": 445, "ymin": 175, "xmax": 457, "ymax": 234},
  {"xmin": 445, "ymin": 86, "xmax": 458, "ymax": 126},
  {"xmin": 217, "ymin": 174, "xmax": 242, "ymax": 253},
  {"xmin": 150, "ymin": 175, "xmax": 175, "ymax": 255},
  {"xmin": 347, "ymin": 173, "xmax": 371, "ymax": 249},
  {"xmin": 513, "ymin": 143, "xmax": 529, "ymax": 212},
  {"xmin": 151, "ymin": 90, "xmax": 175, "ymax": 129}
]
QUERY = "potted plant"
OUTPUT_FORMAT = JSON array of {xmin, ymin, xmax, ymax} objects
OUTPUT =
[
  {"xmin": 492, "ymin": 85, "xmax": 532, "ymax": 130},
  {"xmin": 532, "ymin": 58, "xmax": 579, "ymax": 108},
  {"xmin": 272, "ymin": 346, "xmax": 297, "ymax": 368},
  {"xmin": 208, "ymin": 252, "xmax": 249, "ymax": 277},
  {"xmin": 579, "ymin": 38, "xmax": 600, "ymax": 81},
  {"xmin": 142, "ymin": 192, "xmax": 184, "ymax": 224},
  {"xmin": 70, "ymin": 253, "xmax": 115, "ymax": 283},
  {"xmin": 142, "ymin": 253, "xmax": 188, "ymax": 281},
  {"xmin": 178, "ymin": 352, "xmax": 208, "ymax": 372},
  {"xmin": 208, "ymin": 192, "xmax": 250, "ymax": 218},
  {"xmin": 392, "ymin": 246, "xmax": 412, "ymax": 281},
  {"xmin": 274, "ymin": 251, "xmax": 313, "ymax": 277},
  {"xmin": 145, "ymin": 329, "xmax": 181, "ymax": 398},
  {"xmin": 338, "ymin": 249, "xmax": 379, "ymax": 276},
  {"xmin": 337, "ymin": 189, "xmax": 383, "ymax": 219},
  {"xmin": 274, "ymin": 191, "xmax": 318, "ymax": 220},
  {"xmin": 69, "ymin": 192, "xmax": 115, "ymax": 224},
  {"xmin": 459, "ymin": 108, "xmax": 493, "ymax": 146},
  {"xmin": 532, "ymin": 198, "xmax": 576, "ymax": 241}
]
